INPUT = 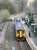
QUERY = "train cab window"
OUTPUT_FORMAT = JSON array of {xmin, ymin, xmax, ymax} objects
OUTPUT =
[
  {"xmin": 22, "ymin": 18, "xmax": 25, "ymax": 21},
  {"xmin": 16, "ymin": 20, "xmax": 20, "ymax": 22}
]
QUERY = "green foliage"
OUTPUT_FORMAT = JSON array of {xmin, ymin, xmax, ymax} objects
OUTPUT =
[
  {"xmin": 0, "ymin": 9, "xmax": 10, "ymax": 21},
  {"xmin": 28, "ymin": 13, "xmax": 34, "ymax": 26},
  {"xmin": 0, "ymin": 0, "xmax": 16, "ymax": 14}
]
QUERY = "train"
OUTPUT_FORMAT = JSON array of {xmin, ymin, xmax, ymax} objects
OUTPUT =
[{"xmin": 15, "ymin": 17, "xmax": 26, "ymax": 41}]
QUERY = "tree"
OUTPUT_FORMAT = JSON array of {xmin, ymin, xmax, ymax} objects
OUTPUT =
[
  {"xmin": 0, "ymin": 9, "xmax": 10, "ymax": 22},
  {"xmin": 0, "ymin": 0, "xmax": 16, "ymax": 14},
  {"xmin": 28, "ymin": 13, "xmax": 34, "ymax": 26}
]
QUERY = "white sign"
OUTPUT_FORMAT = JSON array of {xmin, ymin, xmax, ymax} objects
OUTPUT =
[{"xmin": 31, "ymin": 23, "xmax": 36, "ymax": 25}]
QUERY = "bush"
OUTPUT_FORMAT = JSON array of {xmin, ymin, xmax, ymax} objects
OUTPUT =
[{"xmin": 0, "ymin": 9, "xmax": 10, "ymax": 21}]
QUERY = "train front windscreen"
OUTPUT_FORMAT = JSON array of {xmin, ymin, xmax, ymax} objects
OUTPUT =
[{"xmin": 15, "ymin": 18, "xmax": 22, "ymax": 29}]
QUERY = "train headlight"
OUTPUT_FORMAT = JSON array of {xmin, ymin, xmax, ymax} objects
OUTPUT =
[
  {"xmin": 23, "ymin": 32, "xmax": 26, "ymax": 37},
  {"xmin": 16, "ymin": 31, "xmax": 20, "ymax": 37}
]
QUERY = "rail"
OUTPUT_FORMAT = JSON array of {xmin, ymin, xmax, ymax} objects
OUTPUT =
[{"xmin": 24, "ymin": 25, "xmax": 37, "ymax": 50}]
